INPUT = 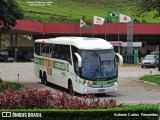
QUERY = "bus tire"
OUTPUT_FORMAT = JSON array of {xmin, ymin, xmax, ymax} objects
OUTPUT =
[
  {"xmin": 39, "ymin": 71, "xmax": 43, "ymax": 84},
  {"xmin": 43, "ymin": 72, "xmax": 48, "ymax": 86},
  {"xmin": 68, "ymin": 80, "xmax": 74, "ymax": 95}
]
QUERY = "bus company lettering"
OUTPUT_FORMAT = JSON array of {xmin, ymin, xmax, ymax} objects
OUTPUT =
[
  {"xmin": 54, "ymin": 62, "xmax": 66, "ymax": 71},
  {"xmin": 92, "ymin": 79, "xmax": 117, "ymax": 85}
]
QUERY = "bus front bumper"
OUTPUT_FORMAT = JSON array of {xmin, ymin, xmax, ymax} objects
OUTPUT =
[{"xmin": 79, "ymin": 82, "xmax": 118, "ymax": 94}]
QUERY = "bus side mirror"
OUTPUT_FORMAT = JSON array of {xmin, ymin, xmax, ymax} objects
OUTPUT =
[
  {"xmin": 74, "ymin": 52, "xmax": 82, "ymax": 67},
  {"xmin": 116, "ymin": 52, "xmax": 123, "ymax": 65}
]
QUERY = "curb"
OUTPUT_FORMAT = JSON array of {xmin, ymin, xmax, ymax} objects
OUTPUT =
[{"xmin": 139, "ymin": 80, "xmax": 160, "ymax": 85}]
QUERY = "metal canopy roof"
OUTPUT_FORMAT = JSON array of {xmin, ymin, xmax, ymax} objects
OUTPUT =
[{"xmin": 7, "ymin": 20, "xmax": 160, "ymax": 35}]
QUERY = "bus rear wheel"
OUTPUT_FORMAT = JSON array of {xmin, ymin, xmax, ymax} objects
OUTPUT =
[
  {"xmin": 40, "ymin": 71, "xmax": 44, "ymax": 84},
  {"xmin": 68, "ymin": 80, "xmax": 74, "ymax": 95},
  {"xmin": 43, "ymin": 72, "xmax": 48, "ymax": 86}
]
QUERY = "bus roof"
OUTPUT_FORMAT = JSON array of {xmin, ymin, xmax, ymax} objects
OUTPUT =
[{"xmin": 35, "ymin": 37, "xmax": 113, "ymax": 50}]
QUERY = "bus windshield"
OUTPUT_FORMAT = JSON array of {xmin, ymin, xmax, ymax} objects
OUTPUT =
[{"xmin": 79, "ymin": 49, "xmax": 117, "ymax": 80}]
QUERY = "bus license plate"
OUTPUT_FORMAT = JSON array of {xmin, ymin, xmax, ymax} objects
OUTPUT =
[{"xmin": 98, "ymin": 89, "xmax": 105, "ymax": 92}]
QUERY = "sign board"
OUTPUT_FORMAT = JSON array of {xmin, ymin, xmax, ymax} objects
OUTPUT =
[
  {"xmin": 109, "ymin": 41, "xmax": 123, "ymax": 46},
  {"xmin": 122, "ymin": 42, "xmax": 142, "ymax": 47}
]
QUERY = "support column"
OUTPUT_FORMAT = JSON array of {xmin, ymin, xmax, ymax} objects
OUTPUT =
[
  {"xmin": 158, "ymin": 43, "xmax": 160, "ymax": 71},
  {"xmin": 15, "ymin": 33, "xmax": 18, "ymax": 62},
  {"xmin": 127, "ymin": 22, "xmax": 133, "ymax": 63}
]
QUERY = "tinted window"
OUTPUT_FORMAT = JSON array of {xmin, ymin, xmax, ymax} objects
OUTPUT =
[
  {"xmin": 35, "ymin": 43, "xmax": 71, "ymax": 64},
  {"xmin": 51, "ymin": 44, "xmax": 71, "ymax": 64}
]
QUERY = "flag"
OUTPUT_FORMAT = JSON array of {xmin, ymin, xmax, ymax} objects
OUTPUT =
[
  {"xmin": 107, "ymin": 10, "xmax": 119, "ymax": 20},
  {"xmin": 119, "ymin": 14, "xmax": 131, "ymax": 23},
  {"xmin": 93, "ymin": 16, "xmax": 105, "ymax": 25},
  {"xmin": 80, "ymin": 19, "xmax": 91, "ymax": 28}
]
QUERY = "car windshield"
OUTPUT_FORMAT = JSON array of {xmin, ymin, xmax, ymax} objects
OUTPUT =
[
  {"xmin": 144, "ymin": 55, "xmax": 155, "ymax": 60},
  {"xmin": 79, "ymin": 49, "xmax": 117, "ymax": 80}
]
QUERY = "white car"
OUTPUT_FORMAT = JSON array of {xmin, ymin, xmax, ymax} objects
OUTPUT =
[{"xmin": 141, "ymin": 55, "xmax": 159, "ymax": 68}]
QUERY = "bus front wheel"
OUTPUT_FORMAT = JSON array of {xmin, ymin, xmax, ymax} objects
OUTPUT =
[{"xmin": 68, "ymin": 80, "xmax": 74, "ymax": 95}]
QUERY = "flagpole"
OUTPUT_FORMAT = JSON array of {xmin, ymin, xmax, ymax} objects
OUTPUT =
[
  {"xmin": 118, "ymin": 22, "xmax": 120, "ymax": 53},
  {"xmin": 80, "ymin": 19, "xmax": 81, "ymax": 36},
  {"xmin": 80, "ymin": 27, "xmax": 81, "ymax": 36}
]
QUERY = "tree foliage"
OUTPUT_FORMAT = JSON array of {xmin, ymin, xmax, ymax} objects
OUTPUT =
[
  {"xmin": 135, "ymin": 0, "xmax": 160, "ymax": 19},
  {"xmin": 0, "ymin": 0, "xmax": 24, "ymax": 31}
]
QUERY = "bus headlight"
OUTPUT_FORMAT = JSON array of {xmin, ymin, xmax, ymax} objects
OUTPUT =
[
  {"xmin": 84, "ymin": 80, "xmax": 92, "ymax": 86},
  {"xmin": 114, "ymin": 82, "xmax": 118, "ymax": 85}
]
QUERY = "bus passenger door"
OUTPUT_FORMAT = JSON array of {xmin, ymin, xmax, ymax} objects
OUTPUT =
[{"xmin": 71, "ymin": 47, "xmax": 82, "ymax": 92}]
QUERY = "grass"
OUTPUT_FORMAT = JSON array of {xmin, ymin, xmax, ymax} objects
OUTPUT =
[
  {"xmin": 0, "ymin": 79, "xmax": 22, "ymax": 93},
  {"xmin": 140, "ymin": 74, "xmax": 160, "ymax": 85},
  {"xmin": 15, "ymin": 0, "xmax": 160, "ymax": 23}
]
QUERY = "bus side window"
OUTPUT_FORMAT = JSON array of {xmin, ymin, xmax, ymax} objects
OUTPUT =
[
  {"xmin": 41, "ymin": 44, "xmax": 51, "ymax": 57},
  {"xmin": 42, "ymin": 45, "xmax": 46, "ymax": 53},
  {"xmin": 50, "ymin": 44, "xmax": 71, "ymax": 64},
  {"xmin": 58, "ymin": 45, "xmax": 71, "ymax": 64},
  {"xmin": 64, "ymin": 45, "xmax": 71, "ymax": 64},
  {"xmin": 50, "ymin": 44, "xmax": 55, "ymax": 55},
  {"xmin": 52, "ymin": 45, "xmax": 59, "ymax": 59},
  {"xmin": 58, "ymin": 45, "xmax": 64, "ymax": 60},
  {"xmin": 46, "ymin": 45, "xmax": 49, "ymax": 54},
  {"xmin": 35, "ymin": 43, "xmax": 41, "ymax": 55}
]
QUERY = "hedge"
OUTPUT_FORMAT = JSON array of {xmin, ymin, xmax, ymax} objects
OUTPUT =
[{"xmin": 0, "ymin": 104, "xmax": 159, "ymax": 120}]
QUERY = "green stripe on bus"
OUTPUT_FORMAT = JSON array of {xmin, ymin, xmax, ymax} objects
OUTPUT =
[
  {"xmin": 48, "ymin": 59, "xmax": 50, "ymax": 67},
  {"xmin": 34, "ymin": 57, "xmax": 69, "ymax": 72}
]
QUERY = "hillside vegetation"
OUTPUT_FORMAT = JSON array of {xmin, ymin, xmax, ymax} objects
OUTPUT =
[{"xmin": 16, "ymin": 0, "xmax": 159, "ymax": 23}]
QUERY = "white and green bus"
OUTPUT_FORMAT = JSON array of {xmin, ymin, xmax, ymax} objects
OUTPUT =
[{"xmin": 34, "ymin": 37, "xmax": 121, "ymax": 94}]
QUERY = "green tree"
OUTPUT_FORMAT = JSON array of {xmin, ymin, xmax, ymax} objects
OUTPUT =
[
  {"xmin": 0, "ymin": 0, "xmax": 24, "ymax": 54},
  {"xmin": 135, "ymin": 0, "xmax": 160, "ymax": 19}
]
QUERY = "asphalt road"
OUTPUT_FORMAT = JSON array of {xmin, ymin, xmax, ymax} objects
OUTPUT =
[
  {"xmin": 0, "ymin": 62, "xmax": 160, "ymax": 104},
  {"xmin": 106, "ymin": 66, "xmax": 160, "ymax": 104}
]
